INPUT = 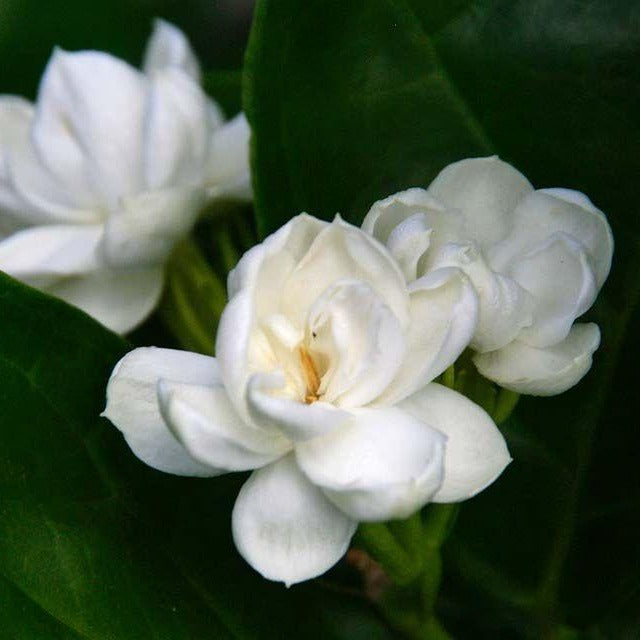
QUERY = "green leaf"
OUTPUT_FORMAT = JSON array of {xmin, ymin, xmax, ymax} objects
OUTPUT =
[
  {"xmin": 0, "ymin": 274, "xmax": 394, "ymax": 639},
  {"xmin": 245, "ymin": 0, "xmax": 640, "ymax": 636}
]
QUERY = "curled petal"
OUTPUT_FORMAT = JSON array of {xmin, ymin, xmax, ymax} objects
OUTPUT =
[
  {"xmin": 47, "ymin": 266, "xmax": 164, "ymax": 333},
  {"xmin": 247, "ymin": 371, "xmax": 350, "ymax": 441},
  {"xmin": 489, "ymin": 189, "xmax": 613, "ymax": 290},
  {"xmin": 206, "ymin": 113, "xmax": 253, "ymax": 201},
  {"xmin": 158, "ymin": 380, "xmax": 289, "ymax": 471},
  {"xmin": 510, "ymin": 233, "xmax": 597, "ymax": 347},
  {"xmin": 362, "ymin": 188, "xmax": 462, "ymax": 280},
  {"xmin": 142, "ymin": 18, "xmax": 201, "ymax": 81},
  {"xmin": 232, "ymin": 455, "xmax": 357, "ymax": 586},
  {"xmin": 103, "ymin": 347, "xmax": 221, "ymax": 476},
  {"xmin": 399, "ymin": 383, "xmax": 511, "ymax": 502},
  {"xmin": 376, "ymin": 267, "xmax": 478, "ymax": 405},
  {"xmin": 473, "ymin": 323, "xmax": 601, "ymax": 396},
  {"xmin": 281, "ymin": 216, "xmax": 410, "ymax": 329},
  {"xmin": 428, "ymin": 156, "xmax": 533, "ymax": 250},
  {"xmin": 101, "ymin": 187, "xmax": 205, "ymax": 268},
  {"xmin": 430, "ymin": 242, "xmax": 533, "ymax": 352},
  {"xmin": 295, "ymin": 407, "xmax": 445, "ymax": 521},
  {"xmin": 306, "ymin": 280, "xmax": 405, "ymax": 407}
]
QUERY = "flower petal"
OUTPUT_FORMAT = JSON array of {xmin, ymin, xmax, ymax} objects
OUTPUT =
[
  {"xmin": 103, "ymin": 347, "xmax": 221, "ymax": 476},
  {"xmin": 0, "ymin": 224, "xmax": 102, "ymax": 288},
  {"xmin": 142, "ymin": 18, "xmax": 201, "ymax": 81},
  {"xmin": 143, "ymin": 67, "xmax": 221, "ymax": 191},
  {"xmin": 0, "ymin": 96, "xmax": 35, "ymax": 218},
  {"xmin": 47, "ymin": 266, "xmax": 164, "ymax": 333},
  {"xmin": 428, "ymin": 156, "xmax": 533, "ymax": 250},
  {"xmin": 295, "ymin": 407, "xmax": 445, "ymax": 521},
  {"xmin": 489, "ymin": 189, "xmax": 613, "ymax": 290},
  {"xmin": 429, "ymin": 242, "xmax": 533, "ymax": 352},
  {"xmin": 306, "ymin": 280, "xmax": 406, "ymax": 407},
  {"xmin": 232, "ymin": 455, "xmax": 357, "ymax": 586},
  {"xmin": 247, "ymin": 371, "xmax": 350, "ymax": 441},
  {"xmin": 473, "ymin": 323, "xmax": 601, "ymax": 396},
  {"xmin": 362, "ymin": 188, "xmax": 463, "ymax": 281},
  {"xmin": 157, "ymin": 379, "xmax": 289, "ymax": 471},
  {"xmin": 32, "ymin": 49, "xmax": 147, "ymax": 209},
  {"xmin": 281, "ymin": 215, "xmax": 410, "ymax": 329},
  {"xmin": 376, "ymin": 267, "xmax": 478, "ymax": 405},
  {"xmin": 205, "ymin": 113, "xmax": 253, "ymax": 201},
  {"xmin": 102, "ymin": 187, "xmax": 205, "ymax": 268},
  {"xmin": 510, "ymin": 233, "xmax": 597, "ymax": 347},
  {"xmin": 399, "ymin": 383, "xmax": 511, "ymax": 502}
]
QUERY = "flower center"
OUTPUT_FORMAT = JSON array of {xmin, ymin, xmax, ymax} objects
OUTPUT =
[{"xmin": 298, "ymin": 345, "xmax": 321, "ymax": 404}]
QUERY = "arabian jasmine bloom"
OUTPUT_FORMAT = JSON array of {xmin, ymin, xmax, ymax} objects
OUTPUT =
[
  {"xmin": 363, "ymin": 157, "xmax": 613, "ymax": 395},
  {"xmin": 104, "ymin": 214, "xmax": 511, "ymax": 585},
  {"xmin": 0, "ymin": 19, "xmax": 251, "ymax": 333}
]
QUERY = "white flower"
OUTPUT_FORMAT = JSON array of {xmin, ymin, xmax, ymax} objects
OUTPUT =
[
  {"xmin": 103, "ymin": 214, "xmax": 511, "ymax": 585},
  {"xmin": 363, "ymin": 157, "xmax": 613, "ymax": 396},
  {"xmin": 0, "ymin": 19, "xmax": 251, "ymax": 333}
]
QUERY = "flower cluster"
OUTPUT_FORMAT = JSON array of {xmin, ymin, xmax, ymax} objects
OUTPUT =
[
  {"xmin": 0, "ymin": 20, "xmax": 250, "ymax": 333},
  {"xmin": 0, "ymin": 19, "xmax": 614, "ymax": 588}
]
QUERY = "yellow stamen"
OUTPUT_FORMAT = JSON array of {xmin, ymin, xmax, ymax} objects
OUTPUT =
[{"xmin": 299, "ymin": 346, "xmax": 320, "ymax": 404}]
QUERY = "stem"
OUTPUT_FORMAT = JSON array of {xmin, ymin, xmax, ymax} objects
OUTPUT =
[
  {"xmin": 159, "ymin": 239, "xmax": 228, "ymax": 354},
  {"xmin": 357, "ymin": 522, "xmax": 420, "ymax": 585},
  {"xmin": 493, "ymin": 388, "xmax": 520, "ymax": 425}
]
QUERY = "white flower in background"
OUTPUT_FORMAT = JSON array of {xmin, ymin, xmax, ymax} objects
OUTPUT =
[
  {"xmin": 0, "ymin": 19, "xmax": 251, "ymax": 333},
  {"xmin": 363, "ymin": 156, "xmax": 614, "ymax": 395},
  {"xmin": 104, "ymin": 214, "xmax": 511, "ymax": 585}
]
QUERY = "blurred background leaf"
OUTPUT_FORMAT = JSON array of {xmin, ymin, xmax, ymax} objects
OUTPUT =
[{"xmin": 245, "ymin": 0, "xmax": 640, "ymax": 637}]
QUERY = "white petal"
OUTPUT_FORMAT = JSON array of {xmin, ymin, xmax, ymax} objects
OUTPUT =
[
  {"xmin": 103, "ymin": 347, "xmax": 221, "ymax": 476},
  {"xmin": 205, "ymin": 113, "xmax": 253, "ymax": 201},
  {"xmin": 376, "ymin": 267, "xmax": 478, "ymax": 405},
  {"xmin": 473, "ymin": 323, "xmax": 601, "ymax": 396},
  {"xmin": 142, "ymin": 18, "xmax": 201, "ymax": 81},
  {"xmin": 247, "ymin": 371, "xmax": 350, "ymax": 441},
  {"xmin": 306, "ymin": 280, "xmax": 405, "ymax": 407},
  {"xmin": 510, "ymin": 233, "xmax": 597, "ymax": 347},
  {"xmin": 489, "ymin": 189, "xmax": 613, "ymax": 290},
  {"xmin": 429, "ymin": 242, "xmax": 533, "ymax": 352},
  {"xmin": 399, "ymin": 383, "xmax": 511, "ymax": 502},
  {"xmin": 3, "ymin": 115, "xmax": 100, "ymax": 224},
  {"xmin": 362, "ymin": 188, "xmax": 464, "ymax": 281},
  {"xmin": 428, "ymin": 156, "xmax": 533, "ymax": 250},
  {"xmin": 102, "ymin": 187, "xmax": 205, "ymax": 268},
  {"xmin": 0, "ymin": 224, "xmax": 102, "ymax": 288},
  {"xmin": 295, "ymin": 407, "xmax": 445, "ymax": 521},
  {"xmin": 281, "ymin": 216, "xmax": 410, "ymax": 330},
  {"xmin": 47, "ymin": 266, "xmax": 164, "ymax": 333},
  {"xmin": 0, "ymin": 97, "xmax": 35, "ymax": 217},
  {"xmin": 143, "ymin": 68, "xmax": 221, "ymax": 191},
  {"xmin": 158, "ymin": 379, "xmax": 289, "ymax": 471},
  {"xmin": 32, "ymin": 49, "xmax": 147, "ymax": 209},
  {"xmin": 232, "ymin": 455, "xmax": 357, "ymax": 586}
]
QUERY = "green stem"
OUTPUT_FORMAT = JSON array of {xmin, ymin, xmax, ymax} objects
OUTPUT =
[
  {"xmin": 159, "ymin": 239, "xmax": 228, "ymax": 354},
  {"xmin": 493, "ymin": 388, "xmax": 520, "ymax": 425},
  {"xmin": 357, "ymin": 522, "xmax": 420, "ymax": 585}
]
